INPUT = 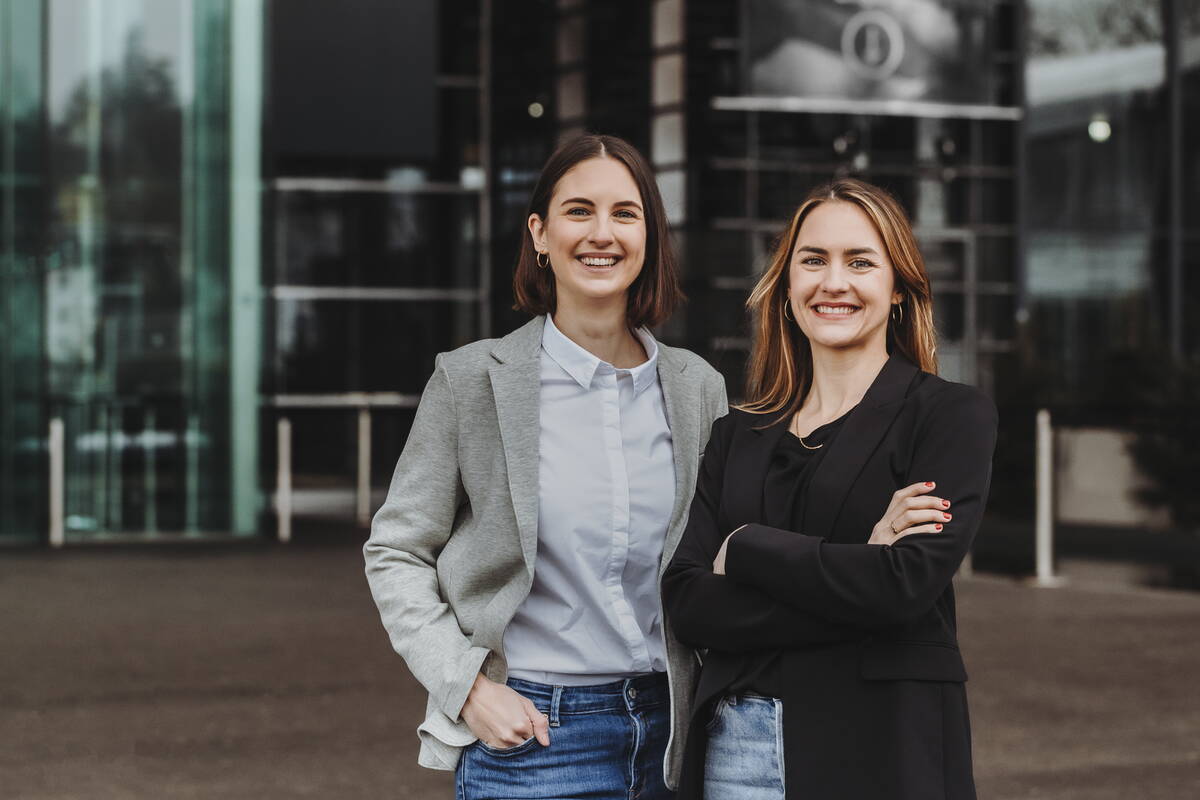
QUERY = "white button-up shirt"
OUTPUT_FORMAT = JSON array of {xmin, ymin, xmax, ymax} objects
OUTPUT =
[{"xmin": 503, "ymin": 315, "xmax": 676, "ymax": 685}]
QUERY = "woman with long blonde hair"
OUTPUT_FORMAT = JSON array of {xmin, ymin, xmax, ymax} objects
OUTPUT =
[{"xmin": 662, "ymin": 178, "xmax": 996, "ymax": 800}]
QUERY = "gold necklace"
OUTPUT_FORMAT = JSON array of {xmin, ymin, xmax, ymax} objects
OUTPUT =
[{"xmin": 790, "ymin": 418, "xmax": 824, "ymax": 450}]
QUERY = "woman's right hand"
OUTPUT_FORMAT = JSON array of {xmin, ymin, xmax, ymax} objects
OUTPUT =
[
  {"xmin": 868, "ymin": 481, "xmax": 952, "ymax": 546},
  {"xmin": 461, "ymin": 673, "xmax": 551, "ymax": 749}
]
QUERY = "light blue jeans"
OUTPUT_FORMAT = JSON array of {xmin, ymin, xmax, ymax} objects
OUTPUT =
[{"xmin": 704, "ymin": 694, "xmax": 785, "ymax": 800}]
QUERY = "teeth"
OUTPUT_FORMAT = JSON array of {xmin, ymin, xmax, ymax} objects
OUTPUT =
[
  {"xmin": 580, "ymin": 256, "xmax": 617, "ymax": 267},
  {"xmin": 815, "ymin": 305, "xmax": 857, "ymax": 315}
]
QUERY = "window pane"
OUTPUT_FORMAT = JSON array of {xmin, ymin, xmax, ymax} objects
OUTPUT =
[
  {"xmin": 1024, "ymin": 0, "xmax": 1168, "ymax": 408},
  {"xmin": 275, "ymin": 191, "xmax": 481, "ymax": 289},
  {"xmin": 273, "ymin": 299, "xmax": 478, "ymax": 395}
]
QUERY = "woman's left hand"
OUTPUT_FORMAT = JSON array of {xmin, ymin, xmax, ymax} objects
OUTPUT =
[{"xmin": 712, "ymin": 525, "xmax": 748, "ymax": 575}]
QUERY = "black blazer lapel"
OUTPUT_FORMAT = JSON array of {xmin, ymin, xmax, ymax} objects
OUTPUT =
[
  {"xmin": 804, "ymin": 355, "xmax": 919, "ymax": 541},
  {"xmin": 725, "ymin": 410, "xmax": 790, "ymax": 527}
]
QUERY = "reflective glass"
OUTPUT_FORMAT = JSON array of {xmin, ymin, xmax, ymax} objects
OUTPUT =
[
  {"xmin": 0, "ymin": 0, "xmax": 46, "ymax": 543},
  {"xmin": 275, "ymin": 191, "xmax": 481, "ymax": 289},
  {"xmin": 272, "ymin": 300, "xmax": 478, "ymax": 395},
  {"xmin": 27, "ymin": 0, "xmax": 246, "ymax": 539},
  {"xmin": 1024, "ymin": 0, "xmax": 1168, "ymax": 407},
  {"xmin": 1184, "ymin": 5, "xmax": 1200, "ymax": 231}
]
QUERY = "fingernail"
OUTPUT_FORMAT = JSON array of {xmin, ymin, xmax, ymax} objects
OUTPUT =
[
  {"xmin": 942, "ymin": 500, "xmax": 950, "ymax": 508},
  {"xmin": 925, "ymin": 481, "xmax": 934, "ymax": 487},
  {"xmin": 935, "ymin": 524, "xmax": 943, "ymax": 531},
  {"xmin": 943, "ymin": 513, "xmax": 952, "ymax": 520}
]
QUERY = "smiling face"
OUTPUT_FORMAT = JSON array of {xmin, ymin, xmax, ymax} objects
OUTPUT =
[
  {"xmin": 527, "ymin": 156, "xmax": 647, "ymax": 309},
  {"xmin": 787, "ymin": 200, "xmax": 903, "ymax": 357}
]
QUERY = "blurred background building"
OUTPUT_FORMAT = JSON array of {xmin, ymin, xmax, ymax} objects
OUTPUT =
[{"xmin": 1, "ymin": 0, "xmax": 1197, "ymax": 583}]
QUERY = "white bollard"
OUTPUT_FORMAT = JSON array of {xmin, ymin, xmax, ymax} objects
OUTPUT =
[
  {"xmin": 1034, "ymin": 409, "xmax": 1064, "ymax": 587},
  {"xmin": 356, "ymin": 408, "xmax": 372, "ymax": 528},
  {"xmin": 49, "ymin": 418, "xmax": 65, "ymax": 549},
  {"xmin": 277, "ymin": 417, "xmax": 292, "ymax": 543}
]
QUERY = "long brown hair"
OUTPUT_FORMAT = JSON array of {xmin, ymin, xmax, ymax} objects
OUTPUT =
[
  {"xmin": 741, "ymin": 178, "xmax": 937, "ymax": 417},
  {"xmin": 512, "ymin": 134, "xmax": 683, "ymax": 328}
]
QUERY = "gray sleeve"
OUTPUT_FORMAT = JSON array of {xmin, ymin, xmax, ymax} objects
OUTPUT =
[
  {"xmin": 707, "ymin": 366, "xmax": 730, "ymax": 427},
  {"xmin": 363, "ymin": 354, "xmax": 489, "ymax": 721}
]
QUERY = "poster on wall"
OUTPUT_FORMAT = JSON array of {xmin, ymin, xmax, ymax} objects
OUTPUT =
[{"xmin": 747, "ymin": 0, "xmax": 996, "ymax": 105}]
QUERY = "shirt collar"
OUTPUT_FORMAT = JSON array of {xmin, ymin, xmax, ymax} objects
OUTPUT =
[{"xmin": 542, "ymin": 315, "xmax": 660, "ymax": 395}]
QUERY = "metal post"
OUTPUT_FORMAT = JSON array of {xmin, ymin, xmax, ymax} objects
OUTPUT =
[
  {"xmin": 356, "ymin": 407, "xmax": 372, "ymax": 527},
  {"xmin": 49, "ymin": 418, "xmax": 65, "ymax": 548},
  {"xmin": 276, "ymin": 417, "xmax": 292, "ymax": 543},
  {"xmin": 1034, "ymin": 409, "xmax": 1063, "ymax": 587},
  {"xmin": 143, "ymin": 406, "xmax": 157, "ymax": 534}
]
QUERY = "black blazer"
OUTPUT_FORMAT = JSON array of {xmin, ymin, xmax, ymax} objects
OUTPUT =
[{"xmin": 662, "ymin": 355, "xmax": 997, "ymax": 800}]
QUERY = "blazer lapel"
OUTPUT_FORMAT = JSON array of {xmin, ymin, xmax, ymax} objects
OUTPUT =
[
  {"xmin": 488, "ymin": 317, "xmax": 545, "ymax": 573},
  {"xmin": 804, "ymin": 354, "xmax": 918, "ymax": 540},
  {"xmin": 657, "ymin": 347, "xmax": 698, "ymax": 574},
  {"xmin": 726, "ymin": 411, "xmax": 790, "ymax": 528}
]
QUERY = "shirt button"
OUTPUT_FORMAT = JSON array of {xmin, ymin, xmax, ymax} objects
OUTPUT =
[{"xmin": 628, "ymin": 687, "xmax": 638, "ymax": 700}]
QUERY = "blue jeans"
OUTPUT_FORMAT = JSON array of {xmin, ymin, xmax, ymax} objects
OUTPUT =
[
  {"xmin": 455, "ymin": 673, "xmax": 674, "ymax": 800},
  {"xmin": 703, "ymin": 694, "xmax": 785, "ymax": 800}
]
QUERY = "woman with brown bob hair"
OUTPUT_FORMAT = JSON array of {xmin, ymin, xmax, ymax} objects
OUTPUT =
[
  {"xmin": 365, "ymin": 134, "xmax": 727, "ymax": 799},
  {"xmin": 663, "ymin": 178, "xmax": 997, "ymax": 800}
]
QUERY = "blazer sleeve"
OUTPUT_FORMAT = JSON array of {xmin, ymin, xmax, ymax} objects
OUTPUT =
[
  {"xmin": 723, "ymin": 385, "xmax": 998, "ymax": 626},
  {"xmin": 363, "ymin": 354, "xmax": 490, "ymax": 721},
  {"xmin": 662, "ymin": 414, "xmax": 870, "ymax": 652}
]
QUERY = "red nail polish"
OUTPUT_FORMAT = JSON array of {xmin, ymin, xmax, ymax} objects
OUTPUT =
[
  {"xmin": 925, "ymin": 482, "xmax": 934, "ymax": 487},
  {"xmin": 935, "ymin": 524, "xmax": 943, "ymax": 531},
  {"xmin": 942, "ymin": 500, "xmax": 950, "ymax": 508}
]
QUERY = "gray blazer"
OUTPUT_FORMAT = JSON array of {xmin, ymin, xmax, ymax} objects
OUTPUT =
[{"xmin": 364, "ymin": 315, "xmax": 727, "ymax": 786}]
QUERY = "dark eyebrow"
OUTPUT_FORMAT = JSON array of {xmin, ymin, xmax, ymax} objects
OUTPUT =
[
  {"xmin": 559, "ymin": 197, "xmax": 643, "ymax": 211},
  {"xmin": 795, "ymin": 246, "xmax": 828, "ymax": 255}
]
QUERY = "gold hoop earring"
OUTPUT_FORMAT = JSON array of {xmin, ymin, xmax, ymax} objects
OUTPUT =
[
  {"xmin": 536, "ymin": 251, "xmax": 549, "ymax": 269},
  {"xmin": 891, "ymin": 302, "xmax": 904, "ymax": 325},
  {"xmin": 783, "ymin": 298, "xmax": 795, "ymax": 322}
]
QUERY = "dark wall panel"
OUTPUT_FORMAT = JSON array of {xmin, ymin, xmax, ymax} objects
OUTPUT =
[{"xmin": 269, "ymin": 0, "xmax": 436, "ymax": 160}]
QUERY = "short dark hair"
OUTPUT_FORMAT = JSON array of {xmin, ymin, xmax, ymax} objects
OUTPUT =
[{"xmin": 512, "ymin": 134, "xmax": 683, "ymax": 328}]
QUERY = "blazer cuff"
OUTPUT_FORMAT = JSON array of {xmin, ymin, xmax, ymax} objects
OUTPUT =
[
  {"xmin": 725, "ymin": 523, "xmax": 818, "ymax": 587},
  {"xmin": 439, "ymin": 645, "xmax": 492, "ymax": 722}
]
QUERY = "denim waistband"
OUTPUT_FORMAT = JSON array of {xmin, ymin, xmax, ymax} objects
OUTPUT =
[{"xmin": 506, "ymin": 672, "xmax": 668, "ymax": 725}]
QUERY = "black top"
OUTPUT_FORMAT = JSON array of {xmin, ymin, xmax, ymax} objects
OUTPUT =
[{"xmin": 728, "ymin": 410, "xmax": 851, "ymax": 695}]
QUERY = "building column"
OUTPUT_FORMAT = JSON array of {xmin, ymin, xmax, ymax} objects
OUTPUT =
[{"xmin": 229, "ymin": 0, "xmax": 263, "ymax": 535}]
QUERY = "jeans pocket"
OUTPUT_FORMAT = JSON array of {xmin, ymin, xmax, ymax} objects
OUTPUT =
[
  {"xmin": 476, "ymin": 735, "xmax": 539, "ymax": 758},
  {"xmin": 704, "ymin": 697, "xmax": 727, "ymax": 734}
]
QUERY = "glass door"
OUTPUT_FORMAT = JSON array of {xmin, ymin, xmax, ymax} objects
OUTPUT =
[{"xmin": 34, "ymin": 0, "xmax": 254, "ymax": 541}]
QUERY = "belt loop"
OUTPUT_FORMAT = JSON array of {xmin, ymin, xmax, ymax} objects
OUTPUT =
[{"xmin": 549, "ymin": 685, "xmax": 563, "ymax": 728}]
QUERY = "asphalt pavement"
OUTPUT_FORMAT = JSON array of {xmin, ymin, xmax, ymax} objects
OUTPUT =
[{"xmin": 2, "ymin": 541, "xmax": 1198, "ymax": 799}]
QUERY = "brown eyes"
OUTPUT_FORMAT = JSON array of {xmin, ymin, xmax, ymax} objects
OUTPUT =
[{"xmin": 566, "ymin": 207, "xmax": 640, "ymax": 220}]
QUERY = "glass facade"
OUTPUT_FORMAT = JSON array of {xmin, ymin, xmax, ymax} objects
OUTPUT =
[
  {"xmin": 1024, "ymin": 0, "xmax": 1169, "ymax": 407},
  {"xmin": 1003, "ymin": 0, "xmax": 1198, "ymax": 552},
  {"xmin": 2, "ymin": 1, "xmax": 1196, "ymax": 558},
  {"xmin": 0, "ymin": 0, "xmax": 259, "ymax": 543},
  {"xmin": 0, "ymin": 0, "xmax": 47, "ymax": 543},
  {"xmin": 261, "ymin": 0, "xmax": 486, "ymax": 530}
]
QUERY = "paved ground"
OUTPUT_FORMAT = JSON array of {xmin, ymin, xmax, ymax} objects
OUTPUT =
[{"xmin": 2, "ymin": 542, "xmax": 1198, "ymax": 799}]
